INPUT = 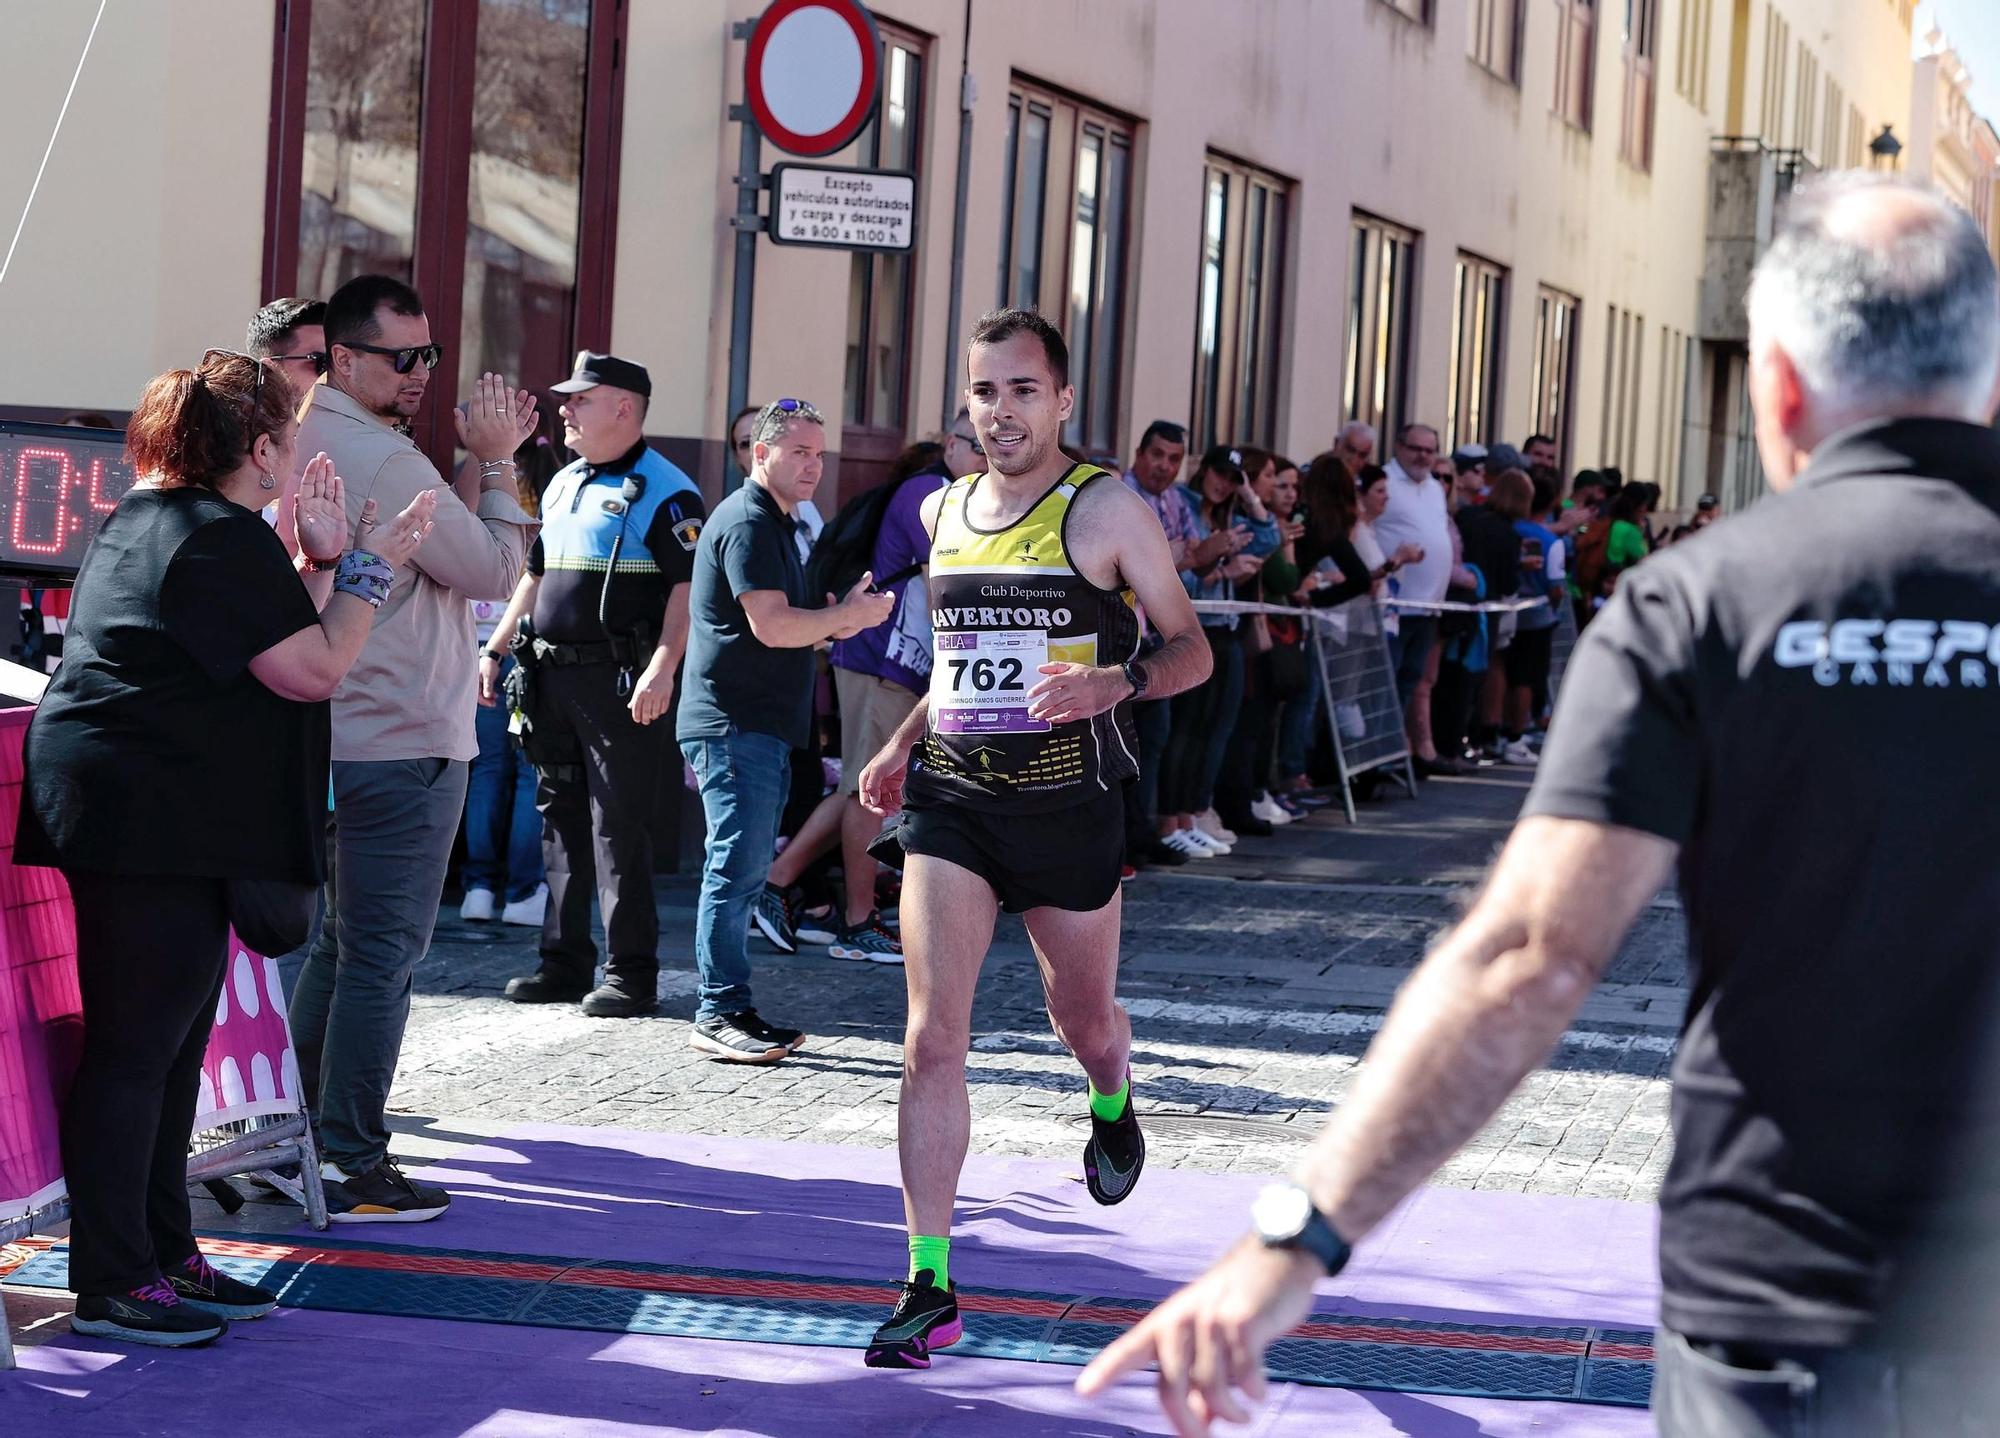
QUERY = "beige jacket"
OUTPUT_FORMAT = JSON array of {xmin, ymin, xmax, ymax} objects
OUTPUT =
[{"xmin": 297, "ymin": 384, "xmax": 537, "ymax": 762}]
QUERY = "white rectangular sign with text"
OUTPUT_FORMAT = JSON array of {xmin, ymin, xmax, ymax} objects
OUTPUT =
[{"xmin": 769, "ymin": 165, "xmax": 916, "ymax": 252}]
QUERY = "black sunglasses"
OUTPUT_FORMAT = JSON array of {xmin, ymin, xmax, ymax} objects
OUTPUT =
[
  {"xmin": 339, "ymin": 341, "xmax": 444, "ymax": 374},
  {"xmin": 270, "ymin": 350, "xmax": 329, "ymax": 376}
]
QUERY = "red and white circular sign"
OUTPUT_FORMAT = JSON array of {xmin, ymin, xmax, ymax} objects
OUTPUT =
[{"xmin": 744, "ymin": 0, "xmax": 883, "ymax": 157}]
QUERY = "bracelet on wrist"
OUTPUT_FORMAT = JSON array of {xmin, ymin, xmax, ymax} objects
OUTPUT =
[
  {"xmin": 331, "ymin": 549, "xmax": 395, "ymax": 609},
  {"xmin": 480, "ymin": 648, "xmax": 505, "ymax": 663},
  {"xmin": 301, "ymin": 554, "xmax": 340, "ymax": 573}
]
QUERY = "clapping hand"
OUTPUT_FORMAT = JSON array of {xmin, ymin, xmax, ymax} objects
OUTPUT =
[
  {"xmin": 359, "ymin": 489, "xmax": 439, "ymax": 570},
  {"xmin": 453, "ymin": 372, "xmax": 539, "ymax": 462},
  {"xmin": 294, "ymin": 453, "xmax": 348, "ymax": 563}
]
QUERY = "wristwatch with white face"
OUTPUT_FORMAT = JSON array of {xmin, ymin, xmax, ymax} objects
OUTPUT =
[{"xmin": 1251, "ymin": 1182, "xmax": 1352, "ymax": 1277}]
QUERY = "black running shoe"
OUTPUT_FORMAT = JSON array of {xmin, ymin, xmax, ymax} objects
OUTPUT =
[
  {"xmin": 863, "ymin": 1270, "xmax": 962, "ymax": 1368},
  {"xmin": 1083, "ymin": 1078, "xmax": 1146, "ymax": 1205},
  {"xmin": 72, "ymin": 1278, "xmax": 229, "ymax": 1347},
  {"xmin": 167, "ymin": 1251, "xmax": 278, "ymax": 1319},
  {"xmin": 690, "ymin": 1011, "xmax": 791, "ymax": 1063},
  {"xmin": 324, "ymin": 1156, "xmax": 451, "ymax": 1224},
  {"xmin": 739, "ymin": 1009, "xmax": 805, "ymax": 1053}
]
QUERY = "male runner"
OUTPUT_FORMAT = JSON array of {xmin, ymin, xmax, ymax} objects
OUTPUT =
[{"xmin": 856, "ymin": 309, "xmax": 1213, "ymax": 1368}]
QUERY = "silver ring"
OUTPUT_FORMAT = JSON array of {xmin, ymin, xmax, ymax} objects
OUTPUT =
[{"xmin": 410, "ymin": 530, "xmax": 421, "ymax": 543}]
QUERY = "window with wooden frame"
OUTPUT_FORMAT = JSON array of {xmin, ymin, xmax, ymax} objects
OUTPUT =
[
  {"xmin": 996, "ymin": 78, "xmax": 1135, "ymax": 457},
  {"xmin": 1468, "ymin": 0, "xmax": 1522, "ymax": 83},
  {"xmin": 1446, "ymin": 254, "xmax": 1507, "ymax": 453},
  {"xmin": 1553, "ymin": 0, "xmax": 1596, "ymax": 130},
  {"xmin": 262, "ymin": 0, "xmax": 627, "ymax": 474},
  {"xmin": 1343, "ymin": 214, "xmax": 1419, "ymax": 440},
  {"xmin": 841, "ymin": 24, "xmax": 927, "ymax": 490},
  {"xmin": 1619, "ymin": 0, "xmax": 1659, "ymax": 171},
  {"xmin": 1530, "ymin": 286, "xmax": 1580, "ymax": 467},
  {"xmin": 1189, "ymin": 155, "xmax": 1290, "ymax": 456}
]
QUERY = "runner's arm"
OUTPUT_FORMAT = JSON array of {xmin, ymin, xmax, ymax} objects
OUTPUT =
[
  {"xmin": 1076, "ymin": 816, "xmax": 1675, "ymax": 1434},
  {"xmin": 1112, "ymin": 489, "xmax": 1211, "ymax": 703}
]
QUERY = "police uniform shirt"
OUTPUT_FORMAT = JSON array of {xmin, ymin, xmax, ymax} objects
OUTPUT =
[
  {"xmin": 1523, "ymin": 417, "xmax": 2000, "ymax": 1349},
  {"xmin": 529, "ymin": 440, "xmax": 705, "ymax": 645}
]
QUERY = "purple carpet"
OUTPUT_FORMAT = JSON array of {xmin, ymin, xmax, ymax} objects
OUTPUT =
[{"xmin": 1, "ymin": 1125, "xmax": 1662, "ymax": 1435}]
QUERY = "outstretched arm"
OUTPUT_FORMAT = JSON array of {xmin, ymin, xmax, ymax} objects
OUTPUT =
[{"xmin": 1077, "ymin": 815, "xmax": 1676, "ymax": 1436}]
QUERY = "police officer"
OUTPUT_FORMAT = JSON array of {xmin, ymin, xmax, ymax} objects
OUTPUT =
[{"xmin": 481, "ymin": 352, "xmax": 705, "ymax": 1018}]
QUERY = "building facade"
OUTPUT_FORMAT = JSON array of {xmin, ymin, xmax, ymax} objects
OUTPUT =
[
  {"xmin": 1910, "ymin": 25, "xmax": 2000, "ymax": 265},
  {"xmin": 0, "ymin": 0, "xmax": 1925, "ymax": 514}
]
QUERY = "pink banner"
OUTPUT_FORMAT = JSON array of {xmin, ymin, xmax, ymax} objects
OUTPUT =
[{"xmin": 0, "ymin": 708, "xmax": 303, "ymax": 1221}]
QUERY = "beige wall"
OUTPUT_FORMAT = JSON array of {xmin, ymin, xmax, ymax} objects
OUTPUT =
[
  {"xmin": 0, "ymin": 0, "xmax": 1928, "ymax": 517},
  {"xmin": 0, "ymin": 3, "xmax": 274, "ymax": 415}
]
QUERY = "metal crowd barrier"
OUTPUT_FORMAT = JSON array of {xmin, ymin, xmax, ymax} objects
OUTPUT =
[{"xmin": 1304, "ymin": 597, "xmax": 1417, "ymax": 824}]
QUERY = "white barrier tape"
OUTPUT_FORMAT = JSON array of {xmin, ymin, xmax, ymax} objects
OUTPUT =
[
  {"xmin": 1190, "ymin": 595, "xmax": 1550, "ymax": 620},
  {"xmin": 1382, "ymin": 596, "xmax": 1552, "ymax": 615}
]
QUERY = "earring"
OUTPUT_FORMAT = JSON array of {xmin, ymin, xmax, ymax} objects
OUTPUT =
[{"xmin": 258, "ymin": 469, "xmax": 277, "ymax": 491}]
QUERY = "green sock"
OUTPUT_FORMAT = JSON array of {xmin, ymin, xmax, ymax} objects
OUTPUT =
[
  {"xmin": 908, "ymin": 1234, "xmax": 951, "ymax": 1288},
  {"xmin": 1089, "ymin": 1077, "xmax": 1130, "ymax": 1123}
]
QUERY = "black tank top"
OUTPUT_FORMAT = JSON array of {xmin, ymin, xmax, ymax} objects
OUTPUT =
[{"xmin": 906, "ymin": 464, "xmax": 1141, "ymax": 814}]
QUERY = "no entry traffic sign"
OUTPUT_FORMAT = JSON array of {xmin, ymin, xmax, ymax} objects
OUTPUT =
[{"xmin": 744, "ymin": 0, "xmax": 883, "ymax": 158}]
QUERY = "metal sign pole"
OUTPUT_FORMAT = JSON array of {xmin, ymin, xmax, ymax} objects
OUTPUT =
[{"xmin": 725, "ymin": 18, "xmax": 763, "ymax": 495}]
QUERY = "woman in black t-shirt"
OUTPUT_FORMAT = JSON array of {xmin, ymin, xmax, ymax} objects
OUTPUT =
[{"xmin": 16, "ymin": 351, "xmax": 435, "ymax": 1349}]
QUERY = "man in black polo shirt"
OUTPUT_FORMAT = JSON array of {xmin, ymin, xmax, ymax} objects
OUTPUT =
[
  {"xmin": 676, "ymin": 399, "xmax": 892, "ymax": 1063},
  {"xmin": 1078, "ymin": 173, "xmax": 2000, "ymax": 1435}
]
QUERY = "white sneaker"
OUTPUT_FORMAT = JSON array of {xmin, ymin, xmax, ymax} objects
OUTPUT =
[
  {"xmin": 1195, "ymin": 809, "xmax": 1238, "ymax": 845},
  {"xmin": 501, "ymin": 882, "xmax": 549, "ymax": 927},
  {"xmin": 1183, "ymin": 827, "xmax": 1233, "ymax": 857},
  {"xmin": 458, "ymin": 888, "xmax": 496, "ymax": 923},
  {"xmin": 1250, "ymin": 794, "xmax": 1294, "ymax": 826},
  {"xmin": 1500, "ymin": 739, "xmax": 1540, "ymax": 767},
  {"xmin": 1161, "ymin": 830, "xmax": 1213, "ymax": 860}
]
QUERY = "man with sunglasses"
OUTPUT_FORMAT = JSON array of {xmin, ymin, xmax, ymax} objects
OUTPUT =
[
  {"xmin": 289, "ymin": 273, "xmax": 539, "ymax": 1225},
  {"xmin": 247, "ymin": 297, "xmax": 328, "ymax": 398}
]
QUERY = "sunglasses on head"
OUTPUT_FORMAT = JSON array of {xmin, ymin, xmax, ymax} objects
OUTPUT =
[
  {"xmin": 201, "ymin": 347, "xmax": 268, "ymax": 400},
  {"xmin": 339, "ymin": 341, "xmax": 444, "ymax": 375},
  {"xmin": 768, "ymin": 396, "xmax": 822, "ymax": 421}
]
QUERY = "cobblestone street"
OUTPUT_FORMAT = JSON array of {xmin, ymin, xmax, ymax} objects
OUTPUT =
[{"xmin": 390, "ymin": 769, "xmax": 1684, "ymax": 1204}]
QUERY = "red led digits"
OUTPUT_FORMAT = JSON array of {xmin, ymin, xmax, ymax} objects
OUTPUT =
[{"xmin": 11, "ymin": 447, "xmax": 74, "ymax": 555}]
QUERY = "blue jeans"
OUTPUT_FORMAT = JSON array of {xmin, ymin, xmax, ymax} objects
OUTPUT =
[
  {"xmin": 682, "ymin": 730, "xmax": 791, "ymax": 1021},
  {"xmin": 463, "ymin": 659, "xmax": 544, "ymax": 903},
  {"xmin": 1276, "ymin": 657, "xmax": 1325, "ymax": 783}
]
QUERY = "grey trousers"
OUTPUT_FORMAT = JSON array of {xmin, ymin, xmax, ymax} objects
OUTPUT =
[
  {"xmin": 288, "ymin": 757, "xmax": 467, "ymax": 1175},
  {"xmin": 1653, "ymin": 1327, "xmax": 2000, "ymax": 1436}
]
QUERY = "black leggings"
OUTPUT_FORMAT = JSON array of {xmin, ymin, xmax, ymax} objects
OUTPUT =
[{"xmin": 59, "ymin": 871, "xmax": 231, "ymax": 1296}]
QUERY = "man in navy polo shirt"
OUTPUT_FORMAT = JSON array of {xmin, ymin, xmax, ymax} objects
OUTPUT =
[
  {"xmin": 677, "ymin": 399, "xmax": 893, "ymax": 1062},
  {"xmin": 483, "ymin": 352, "xmax": 703, "ymax": 1018}
]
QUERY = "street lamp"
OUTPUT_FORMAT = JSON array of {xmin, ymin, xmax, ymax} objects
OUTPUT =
[{"xmin": 1870, "ymin": 124, "xmax": 1904, "ymax": 171}]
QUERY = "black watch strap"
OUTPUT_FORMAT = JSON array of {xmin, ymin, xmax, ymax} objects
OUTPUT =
[{"xmin": 1121, "ymin": 660, "xmax": 1148, "ymax": 699}]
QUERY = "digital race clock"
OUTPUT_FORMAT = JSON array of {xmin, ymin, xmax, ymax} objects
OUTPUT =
[{"xmin": 0, "ymin": 421, "xmax": 136, "ymax": 582}]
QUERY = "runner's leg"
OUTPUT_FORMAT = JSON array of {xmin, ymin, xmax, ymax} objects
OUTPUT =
[
  {"xmin": 1023, "ymin": 894, "xmax": 1131, "ymax": 1095},
  {"xmin": 897, "ymin": 853, "xmax": 999, "ymax": 1240}
]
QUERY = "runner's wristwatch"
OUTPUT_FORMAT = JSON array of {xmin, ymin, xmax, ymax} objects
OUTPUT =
[
  {"xmin": 1121, "ymin": 660, "xmax": 1149, "ymax": 700},
  {"xmin": 1251, "ymin": 1183, "xmax": 1352, "ymax": 1276}
]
